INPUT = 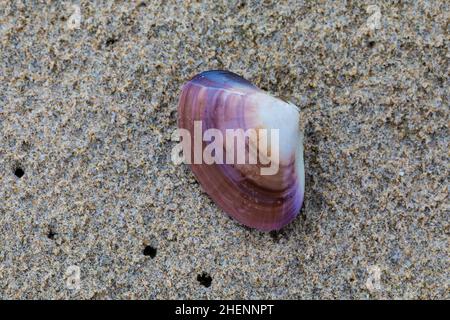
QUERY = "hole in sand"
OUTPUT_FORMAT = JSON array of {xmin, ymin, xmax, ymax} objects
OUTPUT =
[
  {"xmin": 105, "ymin": 37, "xmax": 118, "ymax": 46},
  {"xmin": 14, "ymin": 167, "xmax": 25, "ymax": 178},
  {"xmin": 143, "ymin": 245, "xmax": 157, "ymax": 258},
  {"xmin": 197, "ymin": 272, "xmax": 212, "ymax": 288},
  {"xmin": 47, "ymin": 229, "xmax": 56, "ymax": 240}
]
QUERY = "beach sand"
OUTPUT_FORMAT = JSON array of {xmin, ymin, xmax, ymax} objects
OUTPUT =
[{"xmin": 0, "ymin": 1, "xmax": 448, "ymax": 299}]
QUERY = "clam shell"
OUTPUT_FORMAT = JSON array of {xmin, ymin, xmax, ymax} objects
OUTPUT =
[{"xmin": 178, "ymin": 70, "xmax": 304, "ymax": 231}]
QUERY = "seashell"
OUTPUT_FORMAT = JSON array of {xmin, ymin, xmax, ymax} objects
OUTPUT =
[{"xmin": 177, "ymin": 70, "xmax": 304, "ymax": 231}]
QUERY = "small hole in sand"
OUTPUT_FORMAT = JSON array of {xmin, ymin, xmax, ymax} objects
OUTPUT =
[
  {"xmin": 105, "ymin": 37, "xmax": 118, "ymax": 46},
  {"xmin": 197, "ymin": 272, "xmax": 212, "ymax": 288},
  {"xmin": 143, "ymin": 245, "xmax": 157, "ymax": 258},
  {"xmin": 47, "ymin": 230, "xmax": 56, "ymax": 240},
  {"xmin": 14, "ymin": 167, "xmax": 25, "ymax": 178}
]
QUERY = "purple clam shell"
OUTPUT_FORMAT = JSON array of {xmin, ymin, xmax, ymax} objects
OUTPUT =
[{"xmin": 178, "ymin": 70, "xmax": 304, "ymax": 231}]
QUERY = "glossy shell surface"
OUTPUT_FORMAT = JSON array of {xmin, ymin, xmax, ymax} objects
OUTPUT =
[{"xmin": 178, "ymin": 70, "xmax": 304, "ymax": 231}]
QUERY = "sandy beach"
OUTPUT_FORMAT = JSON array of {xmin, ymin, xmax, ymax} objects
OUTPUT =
[{"xmin": 0, "ymin": 1, "xmax": 448, "ymax": 299}]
